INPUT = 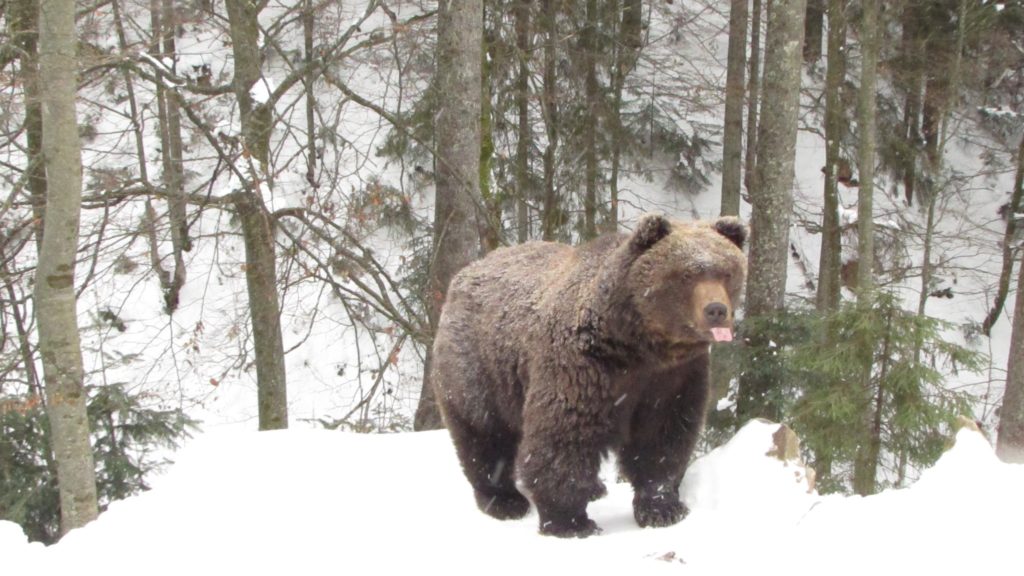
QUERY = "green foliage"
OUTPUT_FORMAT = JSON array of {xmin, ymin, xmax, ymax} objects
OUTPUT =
[
  {"xmin": 0, "ymin": 385, "xmax": 198, "ymax": 543},
  {"xmin": 710, "ymin": 292, "xmax": 982, "ymax": 494}
]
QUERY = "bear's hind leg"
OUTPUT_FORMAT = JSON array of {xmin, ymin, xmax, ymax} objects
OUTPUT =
[{"xmin": 445, "ymin": 412, "xmax": 530, "ymax": 520}]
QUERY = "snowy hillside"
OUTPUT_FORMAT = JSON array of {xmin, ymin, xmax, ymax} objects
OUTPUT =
[{"xmin": 4, "ymin": 421, "xmax": 1021, "ymax": 574}]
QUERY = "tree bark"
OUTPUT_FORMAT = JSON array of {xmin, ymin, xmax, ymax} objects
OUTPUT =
[
  {"xmin": 816, "ymin": 0, "xmax": 845, "ymax": 313},
  {"xmin": 744, "ymin": 0, "xmax": 806, "ymax": 317},
  {"xmin": 225, "ymin": 0, "xmax": 273, "ymax": 168},
  {"xmin": 541, "ymin": 0, "xmax": 560, "ymax": 241},
  {"xmin": 804, "ymin": 0, "xmax": 824, "ymax": 64},
  {"xmin": 721, "ymin": 0, "xmax": 748, "ymax": 217},
  {"xmin": 414, "ymin": 0, "xmax": 484, "ymax": 430},
  {"xmin": 304, "ymin": 0, "xmax": 317, "ymax": 189},
  {"xmin": 515, "ymin": 0, "xmax": 532, "ymax": 243},
  {"xmin": 161, "ymin": 0, "xmax": 190, "ymax": 311},
  {"xmin": 9, "ymin": 0, "xmax": 47, "ymax": 247},
  {"xmin": 225, "ymin": 0, "xmax": 289, "ymax": 430},
  {"xmin": 581, "ymin": 0, "xmax": 599, "ymax": 241},
  {"xmin": 736, "ymin": 0, "xmax": 806, "ymax": 424},
  {"xmin": 899, "ymin": 0, "xmax": 924, "ymax": 206},
  {"xmin": 852, "ymin": 0, "xmax": 879, "ymax": 497},
  {"xmin": 744, "ymin": 0, "xmax": 763, "ymax": 195},
  {"xmin": 996, "ymin": 251, "xmax": 1024, "ymax": 463},
  {"xmin": 609, "ymin": 0, "xmax": 643, "ymax": 230},
  {"xmin": 36, "ymin": 0, "xmax": 100, "ymax": 534},
  {"xmin": 235, "ymin": 193, "xmax": 289, "ymax": 430},
  {"xmin": 982, "ymin": 134, "xmax": 1024, "ymax": 335}
]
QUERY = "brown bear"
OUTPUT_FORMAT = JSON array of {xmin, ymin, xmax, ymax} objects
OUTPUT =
[{"xmin": 432, "ymin": 214, "xmax": 746, "ymax": 537}]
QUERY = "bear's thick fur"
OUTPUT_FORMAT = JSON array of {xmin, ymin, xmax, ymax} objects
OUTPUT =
[{"xmin": 432, "ymin": 214, "xmax": 747, "ymax": 537}]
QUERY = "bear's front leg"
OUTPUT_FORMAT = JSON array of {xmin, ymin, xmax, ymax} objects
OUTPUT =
[
  {"xmin": 516, "ymin": 423, "xmax": 605, "ymax": 538},
  {"xmin": 619, "ymin": 357, "xmax": 711, "ymax": 529}
]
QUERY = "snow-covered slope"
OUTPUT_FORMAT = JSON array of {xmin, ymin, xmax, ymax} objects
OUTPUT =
[{"xmin": 4, "ymin": 422, "xmax": 1020, "ymax": 575}]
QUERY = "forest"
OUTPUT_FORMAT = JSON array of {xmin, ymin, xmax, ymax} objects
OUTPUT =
[{"xmin": 0, "ymin": 0, "xmax": 1022, "ymax": 545}]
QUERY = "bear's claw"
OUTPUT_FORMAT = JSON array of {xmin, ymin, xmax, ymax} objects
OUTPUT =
[
  {"xmin": 634, "ymin": 496, "xmax": 688, "ymax": 528},
  {"xmin": 477, "ymin": 491, "xmax": 531, "ymax": 520},
  {"xmin": 539, "ymin": 516, "xmax": 601, "ymax": 538}
]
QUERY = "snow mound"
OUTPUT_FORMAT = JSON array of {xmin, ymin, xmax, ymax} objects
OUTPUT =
[
  {"xmin": 683, "ymin": 419, "xmax": 816, "ymax": 518},
  {"xmin": 3, "ymin": 425, "xmax": 1022, "ymax": 575}
]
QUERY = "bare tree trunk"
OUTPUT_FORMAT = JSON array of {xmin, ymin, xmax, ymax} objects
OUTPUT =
[
  {"xmin": 743, "ymin": 0, "xmax": 763, "ymax": 195},
  {"xmin": 515, "ymin": 0, "xmax": 532, "ymax": 243},
  {"xmin": 816, "ymin": 0, "xmax": 845, "ymax": 313},
  {"xmin": 161, "ymin": 0, "xmax": 189, "ymax": 310},
  {"xmin": 414, "ymin": 0, "xmax": 484, "ymax": 430},
  {"xmin": 900, "ymin": 1, "xmax": 924, "ymax": 206},
  {"xmin": 304, "ymin": 0, "xmax": 317, "ymax": 189},
  {"xmin": 225, "ymin": 0, "xmax": 273, "ymax": 168},
  {"xmin": 479, "ymin": 27, "xmax": 500, "ymax": 252},
  {"xmin": 804, "ymin": 0, "xmax": 824, "ymax": 64},
  {"xmin": 852, "ymin": 0, "xmax": 879, "ymax": 497},
  {"xmin": 736, "ymin": 0, "xmax": 806, "ymax": 424},
  {"xmin": 721, "ymin": 0, "xmax": 748, "ymax": 217},
  {"xmin": 36, "ymin": 0, "xmax": 99, "ymax": 533},
  {"xmin": 582, "ymin": 0, "xmax": 599, "ymax": 241},
  {"xmin": 541, "ymin": 0, "xmax": 560, "ymax": 241},
  {"xmin": 609, "ymin": 0, "xmax": 642, "ymax": 231},
  {"xmin": 996, "ymin": 251, "xmax": 1024, "ymax": 462},
  {"xmin": 9, "ymin": 0, "xmax": 47, "ymax": 247},
  {"xmin": 235, "ymin": 193, "xmax": 289, "ymax": 430},
  {"xmin": 982, "ymin": 134, "xmax": 1024, "ymax": 335},
  {"xmin": 225, "ymin": 0, "xmax": 289, "ymax": 430}
]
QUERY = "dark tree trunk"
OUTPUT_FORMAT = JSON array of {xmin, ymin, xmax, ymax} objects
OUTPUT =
[
  {"xmin": 817, "ymin": 0, "xmax": 845, "ymax": 313},
  {"xmin": 9, "ymin": 0, "xmax": 47, "ymax": 247},
  {"xmin": 982, "ymin": 134, "xmax": 1024, "ymax": 335},
  {"xmin": 744, "ymin": 0, "xmax": 763, "ymax": 195},
  {"xmin": 541, "ymin": 0, "xmax": 560, "ymax": 241},
  {"xmin": 804, "ymin": 0, "xmax": 824, "ymax": 64},
  {"xmin": 609, "ymin": 0, "xmax": 643, "ymax": 231},
  {"xmin": 515, "ymin": 0, "xmax": 532, "ymax": 243},
  {"xmin": 225, "ymin": 0, "xmax": 289, "ymax": 430},
  {"xmin": 853, "ymin": 0, "xmax": 880, "ymax": 497},
  {"xmin": 582, "ymin": 0, "xmax": 599, "ymax": 241},
  {"xmin": 721, "ymin": 0, "xmax": 748, "ymax": 217}
]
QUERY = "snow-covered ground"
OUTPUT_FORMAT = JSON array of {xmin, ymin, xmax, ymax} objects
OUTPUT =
[{"xmin": 4, "ymin": 421, "xmax": 1021, "ymax": 574}]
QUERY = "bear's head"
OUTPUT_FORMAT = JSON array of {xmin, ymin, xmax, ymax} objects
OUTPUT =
[{"xmin": 614, "ymin": 214, "xmax": 747, "ymax": 359}]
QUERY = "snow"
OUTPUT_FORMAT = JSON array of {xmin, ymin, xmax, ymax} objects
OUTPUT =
[{"xmin": 3, "ymin": 422, "xmax": 1021, "ymax": 575}]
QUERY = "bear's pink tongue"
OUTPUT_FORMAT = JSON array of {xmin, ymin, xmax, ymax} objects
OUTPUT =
[{"xmin": 711, "ymin": 327, "xmax": 733, "ymax": 342}]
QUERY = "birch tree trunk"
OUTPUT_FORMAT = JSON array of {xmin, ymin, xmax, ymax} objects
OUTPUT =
[
  {"xmin": 36, "ymin": 0, "xmax": 99, "ymax": 534},
  {"xmin": 414, "ymin": 0, "xmax": 484, "ymax": 430},
  {"xmin": 720, "ymin": 0, "xmax": 748, "ymax": 217},
  {"xmin": 736, "ymin": 0, "xmax": 806, "ymax": 424}
]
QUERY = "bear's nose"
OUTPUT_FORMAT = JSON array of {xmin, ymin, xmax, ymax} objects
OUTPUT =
[{"xmin": 704, "ymin": 302, "xmax": 729, "ymax": 326}]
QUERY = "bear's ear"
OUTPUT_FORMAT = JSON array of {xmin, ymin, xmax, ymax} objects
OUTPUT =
[
  {"xmin": 714, "ymin": 217, "xmax": 746, "ymax": 249},
  {"xmin": 630, "ymin": 214, "xmax": 672, "ymax": 252}
]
